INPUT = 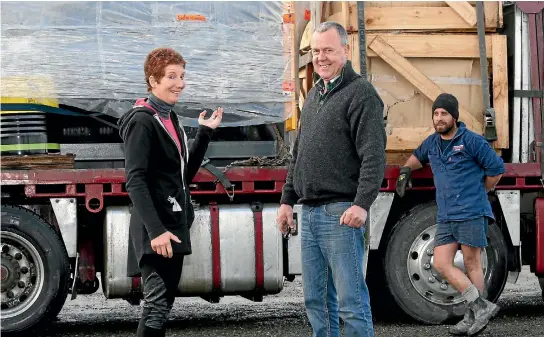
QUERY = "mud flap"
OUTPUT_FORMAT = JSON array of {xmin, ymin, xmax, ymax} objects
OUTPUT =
[
  {"xmin": 367, "ymin": 193, "xmax": 395, "ymax": 277},
  {"xmin": 496, "ymin": 190, "xmax": 522, "ymax": 283}
]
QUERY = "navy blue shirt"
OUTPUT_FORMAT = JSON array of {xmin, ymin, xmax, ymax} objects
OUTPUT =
[{"xmin": 413, "ymin": 122, "xmax": 505, "ymax": 223}]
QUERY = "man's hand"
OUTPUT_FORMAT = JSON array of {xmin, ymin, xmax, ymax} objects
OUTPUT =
[
  {"xmin": 151, "ymin": 231, "xmax": 181, "ymax": 258},
  {"xmin": 396, "ymin": 166, "xmax": 412, "ymax": 198},
  {"xmin": 485, "ymin": 174, "xmax": 502, "ymax": 193},
  {"xmin": 340, "ymin": 205, "xmax": 368, "ymax": 228},
  {"xmin": 277, "ymin": 204, "xmax": 295, "ymax": 234}
]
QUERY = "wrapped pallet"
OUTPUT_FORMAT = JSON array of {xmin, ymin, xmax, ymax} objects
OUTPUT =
[{"xmin": 1, "ymin": 1, "xmax": 296, "ymax": 127}]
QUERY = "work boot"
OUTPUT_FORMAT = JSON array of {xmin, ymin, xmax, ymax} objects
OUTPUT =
[
  {"xmin": 449, "ymin": 307, "xmax": 475, "ymax": 335},
  {"xmin": 467, "ymin": 297, "xmax": 500, "ymax": 336}
]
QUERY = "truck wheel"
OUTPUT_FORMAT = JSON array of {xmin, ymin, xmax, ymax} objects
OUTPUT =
[
  {"xmin": 384, "ymin": 202, "xmax": 508, "ymax": 324},
  {"xmin": 1, "ymin": 205, "xmax": 70, "ymax": 334}
]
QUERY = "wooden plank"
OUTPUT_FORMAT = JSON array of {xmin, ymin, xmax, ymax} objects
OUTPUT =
[
  {"xmin": 386, "ymin": 127, "xmax": 436, "ymax": 150},
  {"xmin": 285, "ymin": 1, "xmax": 298, "ymax": 132},
  {"xmin": 445, "ymin": 1, "xmax": 477, "ymax": 26},
  {"xmin": 385, "ymin": 148, "xmax": 502, "ymax": 165},
  {"xmin": 484, "ymin": 1, "xmax": 500, "ymax": 29},
  {"xmin": 300, "ymin": 21, "xmax": 312, "ymax": 52},
  {"xmin": 299, "ymin": 51, "xmax": 312, "ymax": 69},
  {"xmin": 368, "ymin": 35, "xmax": 484, "ymax": 133},
  {"xmin": 1, "ymin": 154, "xmax": 75, "ymax": 170},
  {"xmin": 304, "ymin": 62, "xmax": 313, "ymax": 95},
  {"xmin": 341, "ymin": 2, "xmax": 350, "ymax": 29},
  {"xmin": 364, "ymin": 7, "xmax": 480, "ymax": 31},
  {"xmin": 312, "ymin": 2, "xmax": 322, "ymax": 31},
  {"xmin": 498, "ymin": 1, "xmax": 503, "ymax": 28},
  {"xmin": 357, "ymin": 33, "xmax": 493, "ymax": 58},
  {"xmin": 344, "ymin": 3, "xmax": 500, "ymax": 31},
  {"xmin": 386, "ymin": 151, "xmax": 413, "ymax": 166},
  {"xmin": 491, "ymin": 34, "xmax": 509, "ymax": 149}
]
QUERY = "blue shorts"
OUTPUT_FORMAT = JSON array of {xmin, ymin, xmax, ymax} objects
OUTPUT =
[{"xmin": 434, "ymin": 216, "xmax": 489, "ymax": 248}]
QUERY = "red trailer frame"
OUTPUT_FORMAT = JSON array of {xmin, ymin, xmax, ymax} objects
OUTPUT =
[{"xmin": 1, "ymin": 163, "xmax": 542, "ymax": 212}]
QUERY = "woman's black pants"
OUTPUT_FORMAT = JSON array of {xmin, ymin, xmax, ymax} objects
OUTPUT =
[{"xmin": 137, "ymin": 254, "xmax": 184, "ymax": 337}]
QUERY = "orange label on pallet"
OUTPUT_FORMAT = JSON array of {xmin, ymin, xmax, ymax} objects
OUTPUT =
[
  {"xmin": 282, "ymin": 13, "xmax": 294, "ymax": 24},
  {"xmin": 304, "ymin": 9, "xmax": 311, "ymax": 21},
  {"xmin": 282, "ymin": 81, "xmax": 295, "ymax": 92},
  {"xmin": 177, "ymin": 14, "xmax": 206, "ymax": 22}
]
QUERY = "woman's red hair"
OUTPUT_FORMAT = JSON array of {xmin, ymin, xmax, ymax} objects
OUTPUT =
[{"xmin": 144, "ymin": 47, "xmax": 186, "ymax": 91}]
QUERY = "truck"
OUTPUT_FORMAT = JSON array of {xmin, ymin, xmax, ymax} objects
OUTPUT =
[{"xmin": 1, "ymin": 0, "xmax": 543, "ymax": 335}]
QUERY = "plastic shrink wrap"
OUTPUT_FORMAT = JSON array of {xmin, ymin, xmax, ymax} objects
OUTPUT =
[{"xmin": 1, "ymin": 1, "xmax": 293, "ymax": 126}]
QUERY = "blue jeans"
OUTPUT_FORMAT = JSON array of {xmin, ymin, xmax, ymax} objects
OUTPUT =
[{"xmin": 301, "ymin": 202, "xmax": 374, "ymax": 337}]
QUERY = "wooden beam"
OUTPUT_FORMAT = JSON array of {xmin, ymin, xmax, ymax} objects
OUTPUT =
[
  {"xmin": 348, "ymin": 5, "xmax": 500, "ymax": 31},
  {"xmin": 364, "ymin": 7, "xmax": 476, "ymax": 30},
  {"xmin": 358, "ymin": 34, "xmax": 493, "ymax": 58},
  {"xmin": 300, "ymin": 21, "xmax": 312, "ymax": 52},
  {"xmin": 386, "ymin": 127, "xmax": 436, "ymax": 150},
  {"xmin": 1, "ymin": 154, "xmax": 75, "ymax": 170},
  {"xmin": 492, "ymin": 34, "xmax": 509, "ymax": 149},
  {"xmin": 299, "ymin": 51, "xmax": 312, "ymax": 69},
  {"xmin": 312, "ymin": 2, "xmax": 322, "ymax": 31},
  {"xmin": 445, "ymin": 1, "xmax": 477, "ymax": 27},
  {"xmin": 368, "ymin": 35, "xmax": 484, "ymax": 133},
  {"xmin": 285, "ymin": 1, "xmax": 298, "ymax": 132},
  {"xmin": 386, "ymin": 151, "xmax": 413, "ymax": 166},
  {"xmin": 341, "ymin": 2, "xmax": 350, "ymax": 30},
  {"xmin": 484, "ymin": 1, "xmax": 500, "ymax": 29}
]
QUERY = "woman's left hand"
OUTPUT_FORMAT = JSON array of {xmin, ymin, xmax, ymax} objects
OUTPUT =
[{"xmin": 198, "ymin": 107, "xmax": 223, "ymax": 129}]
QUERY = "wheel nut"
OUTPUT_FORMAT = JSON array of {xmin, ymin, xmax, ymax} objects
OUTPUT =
[
  {"xmin": 426, "ymin": 249, "xmax": 434, "ymax": 256},
  {"xmin": 424, "ymin": 263, "xmax": 431, "ymax": 270},
  {"xmin": 428, "ymin": 276, "xmax": 436, "ymax": 283},
  {"xmin": 440, "ymin": 284, "xmax": 448, "ymax": 290},
  {"xmin": 7, "ymin": 291, "xmax": 14, "ymax": 298},
  {"xmin": 2, "ymin": 245, "xmax": 9, "ymax": 253},
  {"xmin": 20, "ymin": 266, "xmax": 29, "ymax": 274},
  {"xmin": 18, "ymin": 281, "xmax": 25, "ymax": 288},
  {"xmin": 14, "ymin": 253, "xmax": 22, "ymax": 260}
]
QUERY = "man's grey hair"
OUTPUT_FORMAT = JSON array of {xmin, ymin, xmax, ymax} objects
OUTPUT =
[{"xmin": 315, "ymin": 22, "xmax": 348, "ymax": 46}]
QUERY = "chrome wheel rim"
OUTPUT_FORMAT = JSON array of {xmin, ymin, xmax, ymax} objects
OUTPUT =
[
  {"xmin": 406, "ymin": 225, "xmax": 488, "ymax": 306},
  {"xmin": 1, "ymin": 231, "xmax": 45, "ymax": 318}
]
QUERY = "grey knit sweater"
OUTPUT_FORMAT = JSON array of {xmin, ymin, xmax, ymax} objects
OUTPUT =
[{"xmin": 280, "ymin": 60, "xmax": 386, "ymax": 211}]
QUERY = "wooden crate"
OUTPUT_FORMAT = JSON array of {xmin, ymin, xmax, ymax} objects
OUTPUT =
[
  {"xmin": 296, "ymin": 2, "xmax": 509, "ymax": 165},
  {"xmin": 325, "ymin": 1, "xmax": 503, "ymax": 32},
  {"xmin": 299, "ymin": 33, "xmax": 508, "ymax": 150},
  {"xmin": 364, "ymin": 33, "xmax": 507, "ymax": 149}
]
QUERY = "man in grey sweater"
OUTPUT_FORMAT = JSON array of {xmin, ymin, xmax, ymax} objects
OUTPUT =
[{"xmin": 277, "ymin": 22, "xmax": 386, "ymax": 337}]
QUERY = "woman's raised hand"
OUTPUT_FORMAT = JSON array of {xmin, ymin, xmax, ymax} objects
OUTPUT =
[{"xmin": 198, "ymin": 107, "xmax": 223, "ymax": 129}]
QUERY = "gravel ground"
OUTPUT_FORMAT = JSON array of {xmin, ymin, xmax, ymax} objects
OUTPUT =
[{"xmin": 32, "ymin": 267, "xmax": 543, "ymax": 337}]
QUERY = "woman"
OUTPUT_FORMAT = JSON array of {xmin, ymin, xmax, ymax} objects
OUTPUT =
[{"xmin": 118, "ymin": 47, "xmax": 223, "ymax": 337}]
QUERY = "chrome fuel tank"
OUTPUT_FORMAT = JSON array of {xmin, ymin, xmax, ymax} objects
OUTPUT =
[{"xmin": 102, "ymin": 203, "xmax": 286, "ymax": 298}]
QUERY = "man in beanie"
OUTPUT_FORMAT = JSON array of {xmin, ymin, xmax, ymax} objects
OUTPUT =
[{"xmin": 396, "ymin": 93, "xmax": 505, "ymax": 336}]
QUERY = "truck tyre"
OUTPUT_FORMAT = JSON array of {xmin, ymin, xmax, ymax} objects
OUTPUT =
[
  {"xmin": 1, "ymin": 204, "xmax": 70, "ymax": 334},
  {"xmin": 384, "ymin": 202, "xmax": 508, "ymax": 324},
  {"xmin": 539, "ymin": 278, "xmax": 544, "ymax": 301}
]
